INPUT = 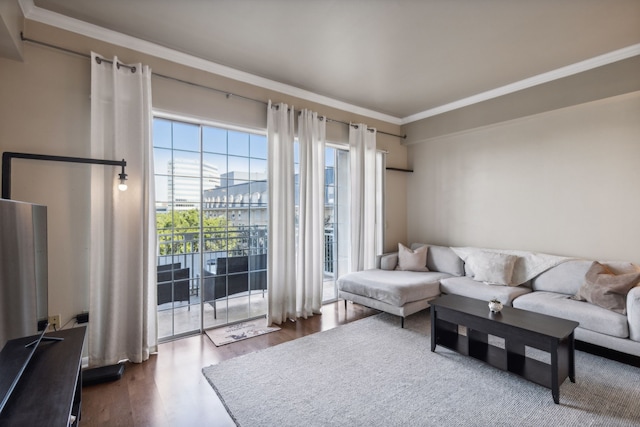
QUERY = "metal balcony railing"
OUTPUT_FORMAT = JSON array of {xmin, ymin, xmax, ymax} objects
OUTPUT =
[{"xmin": 156, "ymin": 224, "xmax": 337, "ymax": 301}]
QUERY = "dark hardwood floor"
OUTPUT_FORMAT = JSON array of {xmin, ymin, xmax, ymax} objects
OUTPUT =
[{"xmin": 80, "ymin": 301, "xmax": 378, "ymax": 426}]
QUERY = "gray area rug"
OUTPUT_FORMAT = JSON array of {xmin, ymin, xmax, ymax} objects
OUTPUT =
[{"xmin": 202, "ymin": 310, "xmax": 640, "ymax": 426}]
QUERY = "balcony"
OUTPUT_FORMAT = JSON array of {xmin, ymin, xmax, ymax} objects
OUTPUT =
[{"xmin": 157, "ymin": 225, "xmax": 338, "ymax": 340}]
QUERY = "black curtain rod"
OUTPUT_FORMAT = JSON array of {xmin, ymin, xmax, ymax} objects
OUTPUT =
[
  {"xmin": 95, "ymin": 56, "xmax": 136, "ymax": 73},
  {"xmin": 2, "ymin": 152, "xmax": 126, "ymax": 200},
  {"xmin": 21, "ymin": 34, "xmax": 406, "ymax": 139}
]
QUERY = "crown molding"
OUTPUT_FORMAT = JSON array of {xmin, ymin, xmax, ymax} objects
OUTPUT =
[
  {"xmin": 19, "ymin": 0, "xmax": 403, "ymax": 126},
  {"xmin": 401, "ymin": 43, "xmax": 640, "ymax": 125},
  {"xmin": 20, "ymin": 0, "xmax": 640, "ymax": 128}
]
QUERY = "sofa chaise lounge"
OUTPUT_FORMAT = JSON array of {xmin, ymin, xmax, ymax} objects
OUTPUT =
[{"xmin": 337, "ymin": 243, "xmax": 640, "ymax": 358}]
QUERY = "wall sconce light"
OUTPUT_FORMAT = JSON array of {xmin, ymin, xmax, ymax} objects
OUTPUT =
[
  {"xmin": 2, "ymin": 152, "xmax": 128, "ymax": 200},
  {"xmin": 117, "ymin": 161, "xmax": 128, "ymax": 191}
]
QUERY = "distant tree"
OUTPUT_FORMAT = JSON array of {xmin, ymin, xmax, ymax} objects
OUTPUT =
[{"xmin": 156, "ymin": 209, "xmax": 235, "ymax": 255}]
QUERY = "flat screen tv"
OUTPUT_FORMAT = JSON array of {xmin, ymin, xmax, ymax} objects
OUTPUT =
[{"xmin": 0, "ymin": 199, "xmax": 49, "ymax": 414}]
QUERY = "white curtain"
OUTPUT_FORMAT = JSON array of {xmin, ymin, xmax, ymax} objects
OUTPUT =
[
  {"xmin": 349, "ymin": 124, "xmax": 377, "ymax": 272},
  {"xmin": 89, "ymin": 53, "xmax": 156, "ymax": 366},
  {"xmin": 296, "ymin": 110, "xmax": 326, "ymax": 318},
  {"xmin": 267, "ymin": 101, "xmax": 296, "ymax": 325}
]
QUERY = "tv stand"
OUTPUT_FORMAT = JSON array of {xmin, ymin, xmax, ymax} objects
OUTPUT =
[
  {"xmin": 0, "ymin": 327, "xmax": 85, "ymax": 426},
  {"xmin": 25, "ymin": 335, "xmax": 64, "ymax": 348}
]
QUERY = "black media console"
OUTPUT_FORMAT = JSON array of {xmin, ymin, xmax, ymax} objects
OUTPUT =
[{"xmin": 0, "ymin": 327, "xmax": 86, "ymax": 426}]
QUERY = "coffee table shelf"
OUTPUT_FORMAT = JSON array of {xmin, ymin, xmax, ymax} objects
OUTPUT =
[{"xmin": 430, "ymin": 294, "xmax": 578, "ymax": 404}]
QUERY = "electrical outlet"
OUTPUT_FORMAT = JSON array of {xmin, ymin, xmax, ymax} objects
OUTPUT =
[{"xmin": 48, "ymin": 314, "xmax": 61, "ymax": 330}]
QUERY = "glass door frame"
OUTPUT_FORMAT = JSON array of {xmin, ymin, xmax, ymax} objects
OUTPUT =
[{"xmin": 154, "ymin": 111, "xmax": 269, "ymax": 342}]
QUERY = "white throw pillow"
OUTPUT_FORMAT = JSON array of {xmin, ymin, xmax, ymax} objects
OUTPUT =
[
  {"xmin": 396, "ymin": 243, "xmax": 429, "ymax": 272},
  {"xmin": 466, "ymin": 251, "xmax": 518, "ymax": 286}
]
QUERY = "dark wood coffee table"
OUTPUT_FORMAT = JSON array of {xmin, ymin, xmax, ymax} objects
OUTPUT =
[{"xmin": 430, "ymin": 294, "xmax": 579, "ymax": 404}]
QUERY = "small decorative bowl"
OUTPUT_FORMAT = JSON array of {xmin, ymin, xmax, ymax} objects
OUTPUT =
[{"xmin": 488, "ymin": 300, "xmax": 503, "ymax": 313}]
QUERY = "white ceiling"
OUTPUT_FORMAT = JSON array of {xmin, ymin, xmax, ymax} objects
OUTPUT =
[{"xmin": 25, "ymin": 0, "xmax": 640, "ymax": 124}]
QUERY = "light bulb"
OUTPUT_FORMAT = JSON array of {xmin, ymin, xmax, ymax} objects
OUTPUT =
[{"xmin": 118, "ymin": 173, "xmax": 128, "ymax": 191}]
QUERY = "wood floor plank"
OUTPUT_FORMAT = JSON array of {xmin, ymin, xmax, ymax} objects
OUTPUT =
[{"xmin": 80, "ymin": 302, "xmax": 377, "ymax": 426}]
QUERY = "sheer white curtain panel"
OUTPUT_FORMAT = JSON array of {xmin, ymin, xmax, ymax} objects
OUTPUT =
[
  {"xmin": 89, "ymin": 53, "xmax": 157, "ymax": 366},
  {"xmin": 349, "ymin": 124, "xmax": 377, "ymax": 272},
  {"xmin": 267, "ymin": 101, "xmax": 296, "ymax": 325},
  {"xmin": 296, "ymin": 110, "xmax": 326, "ymax": 318}
]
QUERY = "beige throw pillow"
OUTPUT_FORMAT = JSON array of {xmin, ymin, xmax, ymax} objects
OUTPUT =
[
  {"xmin": 396, "ymin": 243, "xmax": 429, "ymax": 272},
  {"xmin": 573, "ymin": 261, "xmax": 640, "ymax": 315},
  {"xmin": 465, "ymin": 251, "xmax": 518, "ymax": 286}
]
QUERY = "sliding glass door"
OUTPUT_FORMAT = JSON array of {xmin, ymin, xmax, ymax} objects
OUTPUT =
[
  {"xmin": 321, "ymin": 145, "xmax": 385, "ymax": 301},
  {"xmin": 153, "ymin": 116, "xmax": 268, "ymax": 340},
  {"xmin": 200, "ymin": 126, "xmax": 269, "ymax": 329},
  {"xmin": 320, "ymin": 146, "xmax": 348, "ymax": 302},
  {"xmin": 153, "ymin": 116, "xmax": 384, "ymax": 340}
]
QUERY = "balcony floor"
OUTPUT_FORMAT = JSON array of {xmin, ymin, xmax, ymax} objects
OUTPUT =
[{"xmin": 158, "ymin": 280, "xmax": 337, "ymax": 340}]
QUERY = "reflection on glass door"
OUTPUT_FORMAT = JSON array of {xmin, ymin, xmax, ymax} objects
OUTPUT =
[{"xmin": 153, "ymin": 116, "xmax": 268, "ymax": 341}]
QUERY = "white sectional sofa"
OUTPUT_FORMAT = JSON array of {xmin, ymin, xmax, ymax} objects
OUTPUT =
[
  {"xmin": 337, "ymin": 245, "xmax": 463, "ymax": 327},
  {"xmin": 337, "ymin": 243, "xmax": 640, "ymax": 358}
]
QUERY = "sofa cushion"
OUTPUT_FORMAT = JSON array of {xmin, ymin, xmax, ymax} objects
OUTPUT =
[
  {"xmin": 513, "ymin": 291, "xmax": 629, "ymax": 338},
  {"xmin": 380, "ymin": 253, "xmax": 398, "ymax": 270},
  {"xmin": 530, "ymin": 260, "xmax": 592, "ymax": 294},
  {"xmin": 337, "ymin": 269, "xmax": 446, "ymax": 307},
  {"xmin": 411, "ymin": 243, "xmax": 464, "ymax": 276},
  {"xmin": 439, "ymin": 276, "xmax": 531, "ymax": 306},
  {"xmin": 396, "ymin": 243, "xmax": 429, "ymax": 272},
  {"xmin": 573, "ymin": 261, "xmax": 640, "ymax": 315},
  {"xmin": 453, "ymin": 247, "xmax": 570, "ymax": 286},
  {"xmin": 627, "ymin": 287, "xmax": 640, "ymax": 342},
  {"xmin": 465, "ymin": 251, "xmax": 518, "ymax": 286}
]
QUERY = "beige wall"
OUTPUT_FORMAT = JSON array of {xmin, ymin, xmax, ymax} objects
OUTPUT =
[
  {"xmin": 0, "ymin": 39, "xmax": 92, "ymax": 326},
  {"xmin": 405, "ymin": 91, "xmax": 640, "ymax": 263},
  {"xmin": 0, "ymin": 0, "xmax": 23, "ymax": 60},
  {"xmin": 0, "ymin": 21, "xmax": 407, "ymax": 326}
]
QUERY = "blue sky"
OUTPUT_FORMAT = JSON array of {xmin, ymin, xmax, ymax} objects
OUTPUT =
[{"xmin": 153, "ymin": 117, "xmax": 336, "ymax": 204}]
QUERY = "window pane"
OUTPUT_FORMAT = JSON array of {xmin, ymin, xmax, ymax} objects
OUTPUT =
[
  {"xmin": 228, "ymin": 131, "xmax": 249, "ymax": 156},
  {"xmin": 154, "ymin": 118, "xmax": 172, "ymax": 148},
  {"xmin": 155, "ymin": 175, "xmax": 170, "ymax": 204},
  {"xmin": 203, "ymin": 186, "xmax": 227, "ymax": 209},
  {"xmin": 203, "ymin": 153, "xmax": 228, "ymax": 176},
  {"xmin": 225, "ymin": 180, "xmax": 250, "ymax": 207},
  {"xmin": 250, "ymin": 134, "xmax": 267, "ymax": 159},
  {"xmin": 173, "ymin": 121, "xmax": 200, "ymax": 152},
  {"xmin": 202, "ymin": 162, "xmax": 221, "ymax": 191},
  {"xmin": 171, "ymin": 176, "xmax": 201, "ymax": 206},
  {"xmin": 228, "ymin": 155, "xmax": 249, "ymax": 175},
  {"xmin": 203, "ymin": 126, "xmax": 227, "ymax": 154},
  {"xmin": 325, "ymin": 147, "xmax": 335, "ymax": 166},
  {"xmin": 249, "ymin": 182, "xmax": 267, "ymax": 207},
  {"xmin": 325, "ymin": 184, "xmax": 335, "ymax": 205},
  {"xmin": 154, "ymin": 147, "xmax": 172, "ymax": 170},
  {"xmin": 250, "ymin": 158, "xmax": 267, "ymax": 177},
  {"xmin": 325, "ymin": 162, "xmax": 335, "ymax": 205},
  {"xmin": 171, "ymin": 152, "xmax": 200, "ymax": 177}
]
